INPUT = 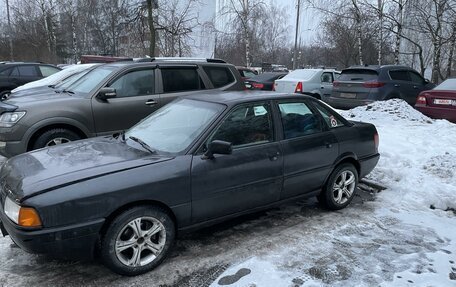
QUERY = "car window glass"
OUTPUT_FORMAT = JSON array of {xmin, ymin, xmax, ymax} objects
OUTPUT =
[
  {"xmin": 313, "ymin": 102, "xmax": 345, "ymax": 128},
  {"xmin": 409, "ymin": 71, "xmax": 424, "ymax": 85},
  {"xmin": 10, "ymin": 67, "xmax": 19, "ymax": 76},
  {"xmin": 338, "ymin": 69, "xmax": 378, "ymax": 81},
  {"xmin": 210, "ymin": 103, "xmax": 273, "ymax": 148},
  {"xmin": 18, "ymin": 66, "xmax": 38, "ymax": 76},
  {"xmin": 67, "ymin": 66, "xmax": 116, "ymax": 94},
  {"xmin": 321, "ymin": 72, "xmax": 334, "ymax": 83},
  {"xmin": 243, "ymin": 70, "xmax": 256, "ymax": 78},
  {"xmin": 39, "ymin": 65, "xmax": 60, "ymax": 77},
  {"xmin": 389, "ymin": 70, "xmax": 411, "ymax": 81},
  {"xmin": 203, "ymin": 66, "xmax": 235, "ymax": 88},
  {"xmin": 0, "ymin": 68, "xmax": 13, "ymax": 76},
  {"xmin": 161, "ymin": 68, "xmax": 204, "ymax": 93},
  {"xmin": 434, "ymin": 79, "xmax": 456, "ymax": 90},
  {"xmin": 109, "ymin": 69, "xmax": 154, "ymax": 98},
  {"xmin": 279, "ymin": 102, "xmax": 323, "ymax": 139}
]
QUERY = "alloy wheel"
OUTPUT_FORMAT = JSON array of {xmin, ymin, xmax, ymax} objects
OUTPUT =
[
  {"xmin": 45, "ymin": 137, "xmax": 71, "ymax": 146},
  {"xmin": 332, "ymin": 170, "xmax": 356, "ymax": 205}
]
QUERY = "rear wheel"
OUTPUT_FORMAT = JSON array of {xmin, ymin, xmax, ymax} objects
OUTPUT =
[
  {"xmin": 100, "ymin": 206, "xmax": 175, "ymax": 276},
  {"xmin": 318, "ymin": 163, "xmax": 358, "ymax": 210},
  {"xmin": 32, "ymin": 128, "xmax": 81, "ymax": 150}
]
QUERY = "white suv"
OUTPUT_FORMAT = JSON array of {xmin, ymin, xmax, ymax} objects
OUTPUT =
[{"xmin": 273, "ymin": 68, "xmax": 340, "ymax": 101}]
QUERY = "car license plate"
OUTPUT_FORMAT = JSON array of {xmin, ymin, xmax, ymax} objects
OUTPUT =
[
  {"xmin": 434, "ymin": 99, "xmax": 452, "ymax": 105},
  {"xmin": 453, "ymin": 100, "xmax": 456, "ymax": 106},
  {"xmin": 340, "ymin": 93, "xmax": 357, "ymax": 99}
]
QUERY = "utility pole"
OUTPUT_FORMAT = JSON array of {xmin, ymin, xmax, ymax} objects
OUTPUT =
[
  {"xmin": 6, "ymin": 0, "xmax": 13, "ymax": 61},
  {"xmin": 293, "ymin": 0, "xmax": 301, "ymax": 70}
]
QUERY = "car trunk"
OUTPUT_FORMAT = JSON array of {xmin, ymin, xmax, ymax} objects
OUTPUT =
[
  {"xmin": 274, "ymin": 78, "xmax": 300, "ymax": 93},
  {"xmin": 425, "ymin": 90, "xmax": 456, "ymax": 109}
]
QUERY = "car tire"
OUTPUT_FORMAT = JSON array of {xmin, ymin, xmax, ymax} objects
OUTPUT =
[
  {"xmin": 318, "ymin": 163, "xmax": 358, "ymax": 210},
  {"xmin": 100, "ymin": 206, "xmax": 175, "ymax": 276},
  {"xmin": 32, "ymin": 128, "xmax": 81, "ymax": 150}
]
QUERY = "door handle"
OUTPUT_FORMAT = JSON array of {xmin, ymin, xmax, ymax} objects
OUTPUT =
[
  {"xmin": 324, "ymin": 142, "xmax": 333, "ymax": 148},
  {"xmin": 145, "ymin": 100, "xmax": 158, "ymax": 106},
  {"xmin": 394, "ymin": 84, "xmax": 400, "ymax": 87},
  {"xmin": 268, "ymin": 151, "xmax": 280, "ymax": 161},
  {"xmin": 413, "ymin": 86, "xmax": 418, "ymax": 89}
]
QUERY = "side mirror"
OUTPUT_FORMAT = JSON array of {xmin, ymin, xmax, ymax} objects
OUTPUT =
[
  {"xmin": 202, "ymin": 140, "xmax": 232, "ymax": 159},
  {"xmin": 97, "ymin": 87, "xmax": 117, "ymax": 100},
  {"xmin": 424, "ymin": 78, "xmax": 431, "ymax": 84}
]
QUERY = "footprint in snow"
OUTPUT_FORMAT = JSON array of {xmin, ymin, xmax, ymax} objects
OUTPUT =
[{"xmin": 217, "ymin": 268, "xmax": 251, "ymax": 285}]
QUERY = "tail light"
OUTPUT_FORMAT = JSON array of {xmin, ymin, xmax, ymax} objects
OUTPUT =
[
  {"xmin": 333, "ymin": 81, "xmax": 340, "ymax": 87},
  {"xmin": 363, "ymin": 81, "xmax": 385, "ymax": 88},
  {"xmin": 295, "ymin": 82, "xmax": 303, "ymax": 93},
  {"xmin": 252, "ymin": 83, "xmax": 264, "ymax": 89},
  {"xmin": 416, "ymin": 95, "xmax": 427, "ymax": 106},
  {"xmin": 374, "ymin": 132, "xmax": 379, "ymax": 151},
  {"xmin": 272, "ymin": 82, "xmax": 276, "ymax": 91}
]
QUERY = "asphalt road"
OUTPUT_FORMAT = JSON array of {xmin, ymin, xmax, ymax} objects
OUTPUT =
[{"xmin": 0, "ymin": 186, "xmax": 379, "ymax": 287}]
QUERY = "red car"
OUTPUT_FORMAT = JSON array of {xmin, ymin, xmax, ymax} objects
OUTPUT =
[{"xmin": 415, "ymin": 78, "xmax": 456, "ymax": 123}]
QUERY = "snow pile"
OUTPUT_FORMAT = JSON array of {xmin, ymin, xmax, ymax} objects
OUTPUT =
[{"xmin": 339, "ymin": 99, "xmax": 456, "ymax": 212}]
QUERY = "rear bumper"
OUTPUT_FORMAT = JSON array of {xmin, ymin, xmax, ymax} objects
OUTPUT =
[
  {"xmin": 359, "ymin": 153, "xmax": 380, "ymax": 178},
  {"xmin": 0, "ymin": 207, "xmax": 104, "ymax": 260},
  {"xmin": 415, "ymin": 105, "xmax": 456, "ymax": 123},
  {"xmin": 327, "ymin": 97, "xmax": 375, "ymax": 110}
]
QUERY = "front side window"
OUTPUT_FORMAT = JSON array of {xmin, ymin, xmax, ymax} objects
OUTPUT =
[
  {"xmin": 39, "ymin": 65, "xmax": 60, "ymax": 77},
  {"xmin": 409, "ymin": 71, "xmax": 425, "ymax": 85},
  {"xmin": 161, "ymin": 68, "xmax": 204, "ymax": 93},
  {"xmin": 109, "ymin": 69, "xmax": 154, "ymax": 98},
  {"xmin": 321, "ymin": 72, "xmax": 334, "ymax": 83},
  {"xmin": 279, "ymin": 102, "xmax": 323, "ymax": 139},
  {"xmin": 209, "ymin": 103, "xmax": 273, "ymax": 148},
  {"xmin": 389, "ymin": 70, "xmax": 411, "ymax": 81},
  {"xmin": 126, "ymin": 99, "xmax": 223, "ymax": 154}
]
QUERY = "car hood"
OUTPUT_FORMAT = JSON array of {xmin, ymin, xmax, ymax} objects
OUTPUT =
[
  {"xmin": 9, "ymin": 86, "xmax": 54, "ymax": 97},
  {"xmin": 4, "ymin": 90, "xmax": 81, "ymax": 106},
  {"xmin": 0, "ymin": 137, "xmax": 173, "ymax": 202}
]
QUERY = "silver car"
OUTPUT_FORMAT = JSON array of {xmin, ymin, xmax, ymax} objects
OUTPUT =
[{"xmin": 273, "ymin": 68, "xmax": 340, "ymax": 101}]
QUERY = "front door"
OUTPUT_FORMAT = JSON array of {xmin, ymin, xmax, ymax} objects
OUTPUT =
[
  {"xmin": 92, "ymin": 68, "xmax": 160, "ymax": 135},
  {"xmin": 277, "ymin": 100, "xmax": 338, "ymax": 199},
  {"xmin": 191, "ymin": 102, "xmax": 283, "ymax": 223}
]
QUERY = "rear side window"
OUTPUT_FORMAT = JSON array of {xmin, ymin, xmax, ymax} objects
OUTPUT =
[
  {"xmin": 279, "ymin": 102, "xmax": 324, "ymax": 139},
  {"xmin": 39, "ymin": 65, "xmax": 60, "ymax": 77},
  {"xmin": 389, "ymin": 70, "xmax": 411, "ymax": 81},
  {"xmin": 203, "ymin": 66, "xmax": 235, "ymax": 88},
  {"xmin": 18, "ymin": 65, "xmax": 39, "ymax": 76},
  {"xmin": 312, "ymin": 102, "xmax": 345, "ymax": 128},
  {"xmin": 339, "ymin": 69, "xmax": 378, "ymax": 81},
  {"xmin": 162, "ymin": 68, "xmax": 205, "ymax": 93}
]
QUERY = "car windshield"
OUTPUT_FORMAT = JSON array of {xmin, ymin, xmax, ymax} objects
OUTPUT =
[
  {"xmin": 64, "ymin": 66, "xmax": 116, "ymax": 94},
  {"xmin": 434, "ymin": 78, "xmax": 456, "ymax": 90},
  {"xmin": 284, "ymin": 69, "xmax": 317, "ymax": 80},
  {"xmin": 125, "ymin": 99, "xmax": 224, "ymax": 154},
  {"xmin": 339, "ymin": 69, "xmax": 378, "ymax": 81}
]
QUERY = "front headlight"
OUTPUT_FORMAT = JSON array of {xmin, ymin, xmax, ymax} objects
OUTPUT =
[
  {"xmin": 0, "ymin": 111, "xmax": 26, "ymax": 127},
  {"xmin": 4, "ymin": 197, "xmax": 42, "ymax": 227}
]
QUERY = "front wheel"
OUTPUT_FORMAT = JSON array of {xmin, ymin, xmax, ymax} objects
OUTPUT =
[
  {"xmin": 319, "ymin": 163, "xmax": 358, "ymax": 210},
  {"xmin": 100, "ymin": 206, "xmax": 175, "ymax": 276},
  {"xmin": 32, "ymin": 128, "xmax": 81, "ymax": 150}
]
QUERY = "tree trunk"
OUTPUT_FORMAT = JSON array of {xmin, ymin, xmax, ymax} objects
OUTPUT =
[
  {"xmin": 71, "ymin": 15, "xmax": 78, "ymax": 64},
  {"xmin": 446, "ymin": 30, "xmax": 455, "ymax": 78},
  {"xmin": 146, "ymin": 0, "xmax": 156, "ymax": 57},
  {"xmin": 377, "ymin": 0, "xmax": 383, "ymax": 65},
  {"xmin": 394, "ymin": 1, "xmax": 404, "ymax": 65},
  {"xmin": 352, "ymin": 0, "xmax": 363, "ymax": 65}
]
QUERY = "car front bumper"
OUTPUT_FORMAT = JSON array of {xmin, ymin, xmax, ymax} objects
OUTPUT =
[
  {"xmin": 327, "ymin": 97, "xmax": 375, "ymax": 110},
  {"xmin": 0, "ymin": 140, "xmax": 27, "ymax": 158},
  {"xmin": 0, "ymin": 206, "xmax": 105, "ymax": 260}
]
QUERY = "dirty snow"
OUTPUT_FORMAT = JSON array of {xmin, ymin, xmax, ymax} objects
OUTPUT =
[{"xmin": 0, "ymin": 99, "xmax": 455, "ymax": 287}]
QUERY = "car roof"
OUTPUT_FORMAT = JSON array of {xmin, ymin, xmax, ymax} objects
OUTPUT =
[
  {"xmin": 345, "ymin": 65, "xmax": 412, "ymax": 71},
  {"xmin": 186, "ymin": 91, "xmax": 314, "ymax": 105},
  {"xmin": 101, "ymin": 61, "xmax": 231, "ymax": 69}
]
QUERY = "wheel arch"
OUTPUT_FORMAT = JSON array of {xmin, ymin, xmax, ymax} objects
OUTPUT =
[{"xmin": 324, "ymin": 154, "xmax": 361, "ymax": 186}]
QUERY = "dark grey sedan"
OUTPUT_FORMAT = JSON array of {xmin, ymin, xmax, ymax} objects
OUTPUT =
[{"xmin": 0, "ymin": 91, "xmax": 379, "ymax": 276}]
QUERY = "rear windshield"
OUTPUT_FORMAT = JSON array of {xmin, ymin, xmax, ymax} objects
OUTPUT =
[
  {"xmin": 250, "ymin": 73, "xmax": 283, "ymax": 82},
  {"xmin": 339, "ymin": 69, "xmax": 378, "ymax": 81},
  {"xmin": 284, "ymin": 69, "xmax": 317, "ymax": 80},
  {"xmin": 434, "ymin": 78, "xmax": 456, "ymax": 90}
]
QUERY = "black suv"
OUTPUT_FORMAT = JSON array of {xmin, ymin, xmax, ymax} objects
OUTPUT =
[
  {"xmin": 328, "ymin": 65, "xmax": 435, "ymax": 109},
  {"xmin": 0, "ymin": 58, "xmax": 244, "ymax": 157},
  {"xmin": 0, "ymin": 62, "xmax": 61, "ymax": 97}
]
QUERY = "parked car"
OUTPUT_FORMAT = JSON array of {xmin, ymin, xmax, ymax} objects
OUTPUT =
[
  {"xmin": 10, "ymin": 64, "xmax": 99, "ymax": 94},
  {"xmin": 0, "ymin": 62, "xmax": 61, "ymax": 98},
  {"xmin": 328, "ymin": 65, "xmax": 435, "ymax": 109},
  {"xmin": 236, "ymin": 66, "xmax": 258, "ymax": 81},
  {"xmin": 415, "ymin": 78, "xmax": 456, "ymax": 123},
  {"xmin": 0, "ymin": 91, "xmax": 380, "ymax": 276},
  {"xmin": 245, "ymin": 72, "xmax": 287, "ymax": 90},
  {"xmin": 273, "ymin": 68, "xmax": 340, "ymax": 100},
  {"xmin": 0, "ymin": 58, "xmax": 244, "ymax": 157}
]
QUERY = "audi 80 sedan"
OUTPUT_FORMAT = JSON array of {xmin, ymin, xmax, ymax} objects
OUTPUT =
[{"xmin": 0, "ymin": 91, "xmax": 380, "ymax": 276}]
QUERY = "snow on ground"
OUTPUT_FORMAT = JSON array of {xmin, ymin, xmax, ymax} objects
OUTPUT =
[{"xmin": 210, "ymin": 99, "xmax": 456, "ymax": 287}]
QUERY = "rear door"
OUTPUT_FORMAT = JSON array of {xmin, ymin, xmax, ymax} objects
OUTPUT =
[
  {"xmin": 11, "ymin": 65, "xmax": 42, "ymax": 86},
  {"xmin": 158, "ymin": 66, "xmax": 208, "ymax": 106},
  {"xmin": 191, "ymin": 102, "xmax": 283, "ymax": 222},
  {"xmin": 277, "ymin": 100, "xmax": 338, "ymax": 199},
  {"xmin": 91, "ymin": 67, "xmax": 159, "ymax": 135}
]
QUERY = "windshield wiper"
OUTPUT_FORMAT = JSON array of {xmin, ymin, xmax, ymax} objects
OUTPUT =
[
  {"xmin": 128, "ymin": 136, "xmax": 156, "ymax": 154},
  {"xmin": 48, "ymin": 84, "xmax": 56, "ymax": 89},
  {"xmin": 62, "ymin": 89, "xmax": 74, "ymax": 94}
]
